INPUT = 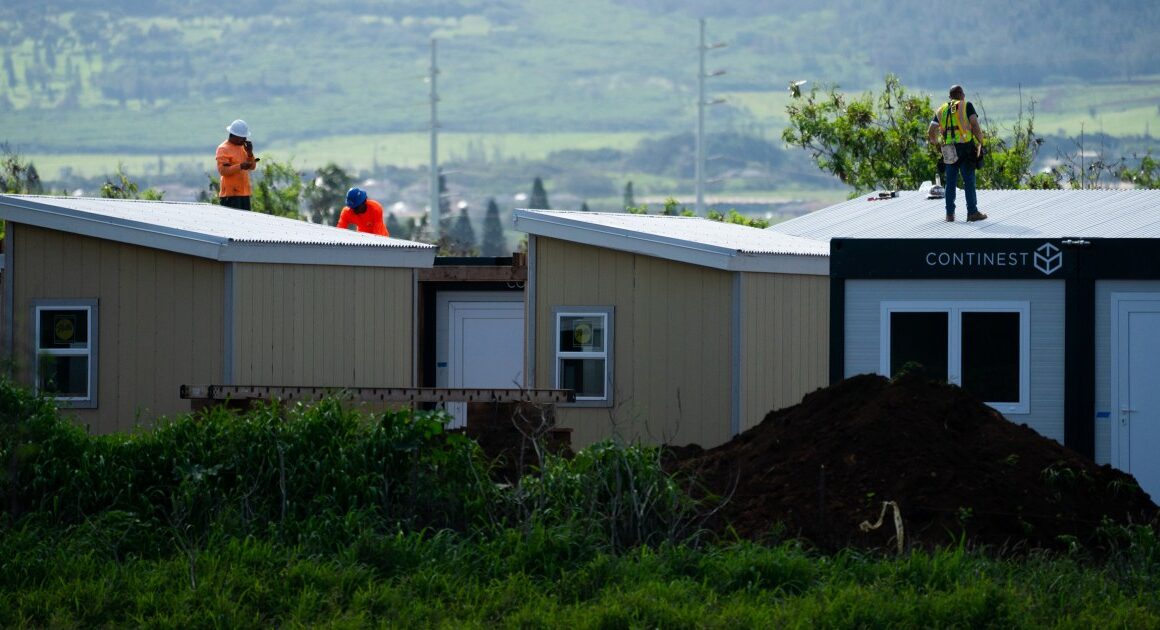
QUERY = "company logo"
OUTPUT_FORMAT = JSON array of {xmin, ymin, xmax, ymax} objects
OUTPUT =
[{"xmin": 1033, "ymin": 242, "xmax": 1062, "ymax": 275}]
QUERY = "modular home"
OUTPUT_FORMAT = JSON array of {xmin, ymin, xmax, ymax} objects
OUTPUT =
[
  {"xmin": 770, "ymin": 187, "xmax": 1160, "ymax": 500},
  {"xmin": 0, "ymin": 194, "xmax": 435, "ymax": 433},
  {"xmin": 513, "ymin": 209, "xmax": 830, "ymax": 449}
]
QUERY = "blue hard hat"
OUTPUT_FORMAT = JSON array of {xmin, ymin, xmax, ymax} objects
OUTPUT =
[{"xmin": 346, "ymin": 187, "xmax": 367, "ymax": 208}]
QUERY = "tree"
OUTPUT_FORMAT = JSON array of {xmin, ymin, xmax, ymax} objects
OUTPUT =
[
  {"xmin": 529, "ymin": 176, "xmax": 550, "ymax": 209},
  {"xmin": 447, "ymin": 203, "xmax": 478, "ymax": 256},
  {"xmin": 1120, "ymin": 153, "xmax": 1159, "ymax": 189},
  {"xmin": 386, "ymin": 212, "xmax": 405, "ymax": 238},
  {"xmin": 2, "ymin": 145, "xmax": 43, "ymax": 194},
  {"xmin": 708, "ymin": 209, "xmax": 769, "ymax": 229},
  {"xmin": 580, "ymin": 201, "xmax": 591, "ymax": 212},
  {"xmin": 100, "ymin": 165, "xmax": 162, "ymax": 200},
  {"xmin": 481, "ymin": 198, "xmax": 506, "ymax": 257},
  {"xmin": 251, "ymin": 159, "xmax": 304, "ymax": 219},
  {"xmin": 974, "ymin": 100, "xmax": 1051, "ymax": 190},
  {"xmin": 623, "ymin": 181, "xmax": 635, "ymax": 210},
  {"xmin": 784, "ymin": 74, "xmax": 1045, "ymax": 193},
  {"xmin": 783, "ymin": 75, "xmax": 938, "ymax": 193},
  {"xmin": 625, "ymin": 197, "xmax": 696, "ymax": 218},
  {"xmin": 303, "ymin": 163, "xmax": 353, "ymax": 225},
  {"xmin": 438, "ymin": 172, "xmax": 452, "ymax": 237},
  {"xmin": 2, "ymin": 145, "xmax": 48, "ymax": 240}
]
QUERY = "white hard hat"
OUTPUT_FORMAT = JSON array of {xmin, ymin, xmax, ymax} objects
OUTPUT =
[{"xmin": 226, "ymin": 119, "xmax": 250, "ymax": 138}]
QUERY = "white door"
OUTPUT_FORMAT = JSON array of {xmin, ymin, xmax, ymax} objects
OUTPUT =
[
  {"xmin": 447, "ymin": 301, "xmax": 524, "ymax": 429},
  {"xmin": 1112, "ymin": 295, "xmax": 1160, "ymax": 502}
]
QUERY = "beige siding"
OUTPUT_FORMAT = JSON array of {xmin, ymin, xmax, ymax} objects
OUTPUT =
[
  {"xmin": 231, "ymin": 263, "xmax": 414, "ymax": 387},
  {"xmin": 10, "ymin": 225, "xmax": 225, "ymax": 433},
  {"xmin": 534, "ymin": 238, "xmax": 733, "ymax": 448},
  {"xmin": 739, "ymin": 272, "xmax": 829, "ymax": 432}
]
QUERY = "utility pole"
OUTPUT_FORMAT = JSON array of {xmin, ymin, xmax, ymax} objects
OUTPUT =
[
  {"xmin": 428, "ymin": 38, "xmax": 441, "ymax": 241},
  {"xmin": 695, "ymin": 19, "xmax": 726, "ymax": 216}
]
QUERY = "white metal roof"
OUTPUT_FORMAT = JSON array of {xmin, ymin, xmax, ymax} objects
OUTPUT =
[
  {"xmin": 769, "ymin": 188, "xmax": 1160, "ymax": 241},
  {"xmin": 0, "ymin": 194, "xmax": 435, "ymax": 268},
  {"xmin": 512, "ymin": 209, "xmax": 828, "ymax": 275}
]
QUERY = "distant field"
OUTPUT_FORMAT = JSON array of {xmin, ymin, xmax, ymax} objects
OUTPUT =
[
  {"xmin": 26, "ymin": 77, "xmax": 1160, "ymax": 183},
  {"xmin": 26, "ymin": 132, "xmax": 655, "ymax": 181}
]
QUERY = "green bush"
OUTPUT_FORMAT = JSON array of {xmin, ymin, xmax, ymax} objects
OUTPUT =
[
  {"xmin": 509, "ymin": 440, "xmax": 712, "ymax": 552},
  {"xmin": 1, "ymin": 377, "xmax": 499, "ymax": 555}
]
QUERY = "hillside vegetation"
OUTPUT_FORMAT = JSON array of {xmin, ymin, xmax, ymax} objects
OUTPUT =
[{"xmin": 2, "ymin": 0, "xmax": 1158, "ymax": 151}]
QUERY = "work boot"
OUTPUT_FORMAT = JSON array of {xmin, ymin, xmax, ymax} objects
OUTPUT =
[
  {"xmin": 945, "ymin": 215, "xmax": 954, "ymax": 222},
  {"xmin": 966, "ymin": 211, "xmax": 988, "ymax": 222}
]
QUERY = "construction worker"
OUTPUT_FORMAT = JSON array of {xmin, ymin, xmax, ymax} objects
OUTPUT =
[
  {"xmin": 928, "ymin": 85, "xmax": 987, "ymax": 222},
  {"xmin": 216, "ymin": 119, "xmax": 258, "ymax": 210},
  {"xmin": 337, "ymin": 187, "xmax": 389, "ymax": 236}
]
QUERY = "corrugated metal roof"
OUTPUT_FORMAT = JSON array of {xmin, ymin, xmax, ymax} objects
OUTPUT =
[
  {"xmin": 769, "ymin": 188, "xmax": 1160, "ymax": 241},
  {"xmin": 0, "ymin": 194, "xmax": 435, "ymax": 268},
  {"xmin": 512, "ymin": 209, "xmax": 828, "ymax": 275}
]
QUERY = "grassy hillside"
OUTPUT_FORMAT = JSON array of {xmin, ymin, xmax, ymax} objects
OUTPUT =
[{"xmin": 2, "ymin": 0, "xmax": 1158, "ymax": 200}]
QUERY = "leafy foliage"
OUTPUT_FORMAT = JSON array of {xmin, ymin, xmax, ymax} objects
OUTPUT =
[
  {"xmin": 2, "ymin": 376, "xmax": 1160, "ymax": 626},
  {"xmin": 783, "ymin": 75, "xmax": 939, "ymax": 193},
  {"xmin": 508, "ymin": 441, "xmax": 711, "ymax": 552},
  {"xmin": 1121, "ymin": 153, "xmax": 1160, "ymax": 189},
  {"xmin": 0, "ymin": 379, "xmax": 496, "ymax": 546},
  {"xmin": 1, "ymin": 144, "xmax": 42, "ymax": 194},
  {"xmin": 708, "ymin": 209, "xmax": 769, "ymax": 228},
  {"xmin": 250, "ymin": 159, "xmax": 304, "ymax": 218},
  {"xmin": 785, "ymin": 75, "xmax": 1048, "ymax": 193},
  {"xmin": 303, "ymin": 162, "xmax": 354, "ymax": 225},
  {"xmin": 99, "ymin": 164, "xmax": 163, "ymax": 199}
]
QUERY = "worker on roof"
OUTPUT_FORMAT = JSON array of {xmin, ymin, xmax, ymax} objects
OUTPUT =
[
  {"xmin": 337, "ymin": 187, "xmax": 390, "ymax": 236},
  {"xmin": 928, "ymin": 85, "xmax": 987, "ymax": 223},
  {"xmin": 215, "ymin": 119, "xmax": 259, "ymax": 210}
]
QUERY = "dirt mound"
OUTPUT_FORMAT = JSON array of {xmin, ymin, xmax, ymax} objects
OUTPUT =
[{"xmin": 675, "ymin": 373, "xmax": 1158, "ymax": 551}]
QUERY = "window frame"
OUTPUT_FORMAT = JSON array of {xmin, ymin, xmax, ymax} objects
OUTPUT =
[
  {"xmin": 33, "ymin": 299, "xmax": 99, "ymax": 408},
  {"xmin": 551, "ymin": 306, "xmax": 613, "ymax": 407},
  {"xmin": 879, "ymin": 300, "xmax": 1030, "ymax": 414}
]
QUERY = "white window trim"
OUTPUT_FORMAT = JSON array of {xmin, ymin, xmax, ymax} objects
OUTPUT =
[
  {"xmin": 879, "ymin": 300, "xmax": 1030, "ymax": 414},
  {"xmin": 552, "ymin": 306, "xmax": 614, "ymax": 408},
  {"xmin": 33, "ymin": 299, "xmax": 99, "ymax": 409}
]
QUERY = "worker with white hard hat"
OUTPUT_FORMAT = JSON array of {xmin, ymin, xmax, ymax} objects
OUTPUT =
[{"xmin": 215, "ymin": 119, "xmax": 259, "ymax": 210}]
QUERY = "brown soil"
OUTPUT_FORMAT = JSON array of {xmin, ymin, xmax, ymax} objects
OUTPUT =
[{"xmin": 672, "ymin": 373, "xmax": 1159, "ymax": 552}]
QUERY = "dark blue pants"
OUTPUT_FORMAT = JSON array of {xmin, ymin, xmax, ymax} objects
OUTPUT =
[{"xmin": 945, "ymin": 159, "xmax": 977, "ymax": 218}]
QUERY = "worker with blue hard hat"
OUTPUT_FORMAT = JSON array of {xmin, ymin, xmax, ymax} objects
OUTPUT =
[{"xmin": 337, "ymin": 187, "xmax": 389, "ymax": 236}]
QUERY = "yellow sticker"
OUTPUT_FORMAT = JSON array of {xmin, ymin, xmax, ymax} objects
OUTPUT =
[
  {"xmin": 573, "ymin": 322, "xmax": 593, "ymax": 347},
  {"xmin": 54, "ymin": 316, "xmax": 76, "ymax": 343}
]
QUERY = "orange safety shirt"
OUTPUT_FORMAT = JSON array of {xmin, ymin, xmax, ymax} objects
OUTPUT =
[
  {"xmin": 337, "ymin": 199, "xmax": 390, "ymax": 236},
  {"xmin": 215, "ymin": 140, "xmax": 252, "ymax": 197}
]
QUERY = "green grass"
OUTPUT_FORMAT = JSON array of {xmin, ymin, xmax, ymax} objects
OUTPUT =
[
  {"xmin": 4, "ymin": 532, "xmax": 1158, "ymax": 627},
  {"xmin": 2, "ymin": 376, "xmax": 1159, "ymax": 626}
]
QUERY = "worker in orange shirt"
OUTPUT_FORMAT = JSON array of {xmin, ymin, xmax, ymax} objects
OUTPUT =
[
  {"xmin": 215, "ymin": 119, "xmax": 258, "ymax": 210},
  {"xmin": 337, "ymin": 187, "xmax": 390, "ymax": 236}
]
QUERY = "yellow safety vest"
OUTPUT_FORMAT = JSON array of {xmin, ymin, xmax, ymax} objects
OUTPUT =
[{"xmin": 936, "ymin": 100, "xmax": 975, "ymax": 144}]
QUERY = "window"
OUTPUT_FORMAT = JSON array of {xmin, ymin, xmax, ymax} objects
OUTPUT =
[
  {"xmin": 881, "ymin": 301, "xmax": 1029, "ymax": 414},
  {"xmin": 552, "ymin": 307, "xmax": 613, "ymax": 406},
  {"xmin": 34, "ymin": 300, "xmax": 98, "ymax": 408}
]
